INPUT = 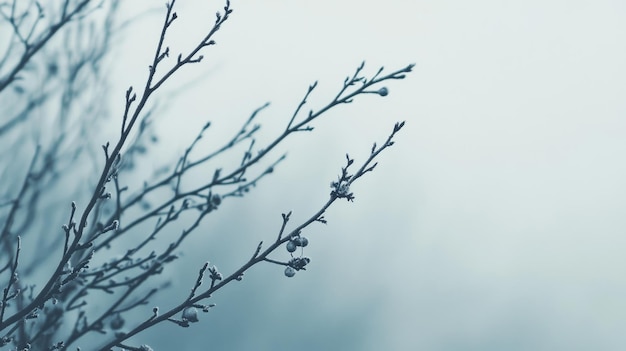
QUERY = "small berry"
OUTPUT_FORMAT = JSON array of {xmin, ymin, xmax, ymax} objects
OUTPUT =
[
  {"xmin": 378, "ymin": 87, "xmax": 389, "ymax": 96},
  {"xmin": 284, "ymin": 266, "xmax": 296, "ymax": 277},
  {"xmin": 286, "ymin": 241, "xmax": 297, "ymax": 252},
  {"xmin": 211, "ymin": 194, "xmax": 221, "ymax": 207},
  {"xmin": 182, "ymin": 307, "xmax": 199, "ymax": 323},
  {"xmin": 299, "ymin": 236, "xmax": 309, "ymax": 247},
  {"xmin": 110, "ymin": 313, "xmax": 125, "ymax": 330}
]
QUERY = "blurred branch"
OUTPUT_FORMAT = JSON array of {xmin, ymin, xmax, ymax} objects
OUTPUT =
[
  {"xmin": 0, "ymin": 0, "xmax": 95, "ymax": 93},
  {"xmin": 0, "ymin": 0, "xmax": 234, "ymax": 336}
]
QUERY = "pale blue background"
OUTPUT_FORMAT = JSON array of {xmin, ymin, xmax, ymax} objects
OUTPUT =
[{"xmin": 103, "ymin": 1, "xmax": 626, "ymax": 349}]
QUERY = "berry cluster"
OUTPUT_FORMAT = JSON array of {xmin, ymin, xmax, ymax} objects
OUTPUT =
[
  {"xmin": 285, "ymin": 236, "xmax": 308, "ymax": 253},
  {"xmin": 283, "ymin": 234, "xmax": 311, "ymax": 278}
]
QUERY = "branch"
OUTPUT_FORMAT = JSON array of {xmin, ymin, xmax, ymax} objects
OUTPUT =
[{"xmin": 97, "ymin": 120, "xmax": 405, "ymax": 349}]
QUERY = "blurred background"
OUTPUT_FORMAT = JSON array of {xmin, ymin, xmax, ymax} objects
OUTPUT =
[{"xmin": 108, "ymin": 0, "xmax": 626, "ymax": 350}]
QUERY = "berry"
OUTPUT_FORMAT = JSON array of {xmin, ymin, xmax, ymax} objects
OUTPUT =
[
  {"xmin": 182, "ymin": 307, "xmax": 199, "ymax": 323},
  {"xmin": 299, "ymin": 236, "xmax": 309, "ymax": 247},
  {"xmin": 284, "ymin": 266, "xmax": 296, "ymax": 277},
  {"xmin": 110, "ymin": 313, "xmax": 125, "ymax": 330}
]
